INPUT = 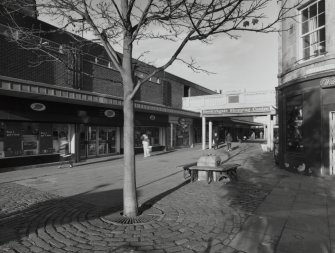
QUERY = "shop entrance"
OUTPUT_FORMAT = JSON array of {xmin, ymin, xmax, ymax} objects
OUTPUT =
[
  {"xmin": 330, "ymin": 112, "xmax": 335, "ymax": 175},
  {"xmin": 79, "ymin": 126, "xmax": 117, "ymax": 159}
]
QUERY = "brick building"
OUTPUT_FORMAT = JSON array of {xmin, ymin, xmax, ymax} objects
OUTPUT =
[
  {"xmin": 277, "ymin": 0, "xmax": 335, "ymax": 175},
  {"xmin": 0, "ymin": 4, "xmax": 215, "ymax": 168}
]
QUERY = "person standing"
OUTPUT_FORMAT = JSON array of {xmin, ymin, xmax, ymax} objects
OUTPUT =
[
  {"xmin": 141, "ymin": 133, "xmax": 150, "ymax": 157},
  {"xmin": 213, "ymin": 132, "xmax": 219, "ymax": 149},
  {"xmin": 226, "ymin": 132, "xmax": 232, "ymax": 151}
]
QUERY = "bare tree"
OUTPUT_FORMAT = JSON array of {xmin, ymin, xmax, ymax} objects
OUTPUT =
[{"xmin": 1, "ymin": 0, "xmax": 301, "ymax": 217}]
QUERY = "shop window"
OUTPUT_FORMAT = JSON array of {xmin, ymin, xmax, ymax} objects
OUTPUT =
[
  {"xmin": 286, "ymin": 95, "xmax": 303, "ymax": 152},
  {"xmin": 135, "ymin": 127, "xmax": 160, "ymax": 148},
  {"xmin": 0, "ymin": 122, "xmax": 70, "ymax": 158},
  {"xmin": 175, "ymin": 124, "xmax": 189, "ymax": 146},
  {"xmin": 300, "ymin": 0, "xmax": 326, "ymax": 61}
]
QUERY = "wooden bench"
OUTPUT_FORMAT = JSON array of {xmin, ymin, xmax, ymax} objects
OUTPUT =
[
  {"xmin": 188, "ymin": 163, "xmax": 240, "ymax": 183},
  {"xmin": 176, "ymin": 162, "xmax": 197, "ymax": 180}
]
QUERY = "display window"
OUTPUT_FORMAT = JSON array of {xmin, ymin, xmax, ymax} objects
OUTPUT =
[
  {"xmin": 286, "ymin": 95, "xmax": 303, "ymax": 152},
  {"xmin": 175, "ymin": 124, "xmax": 189, "ymax": 146},
  {"xmin": 0, "ymin": 121, "xmax": 71, "ymax": 158},
  {"xmin": 135, "ymin": 127, "xmax": 160, "ymax": 147}
]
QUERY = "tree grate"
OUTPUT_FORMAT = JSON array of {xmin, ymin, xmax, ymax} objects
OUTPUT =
[{"xmin": 101, "ymin": 207, "xmax": 164, "ymax": 225}]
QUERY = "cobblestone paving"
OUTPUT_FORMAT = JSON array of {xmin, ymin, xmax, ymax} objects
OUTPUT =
[{"xmin": 0, "ymin": 174, "xmax": 273, "ymax": 253}]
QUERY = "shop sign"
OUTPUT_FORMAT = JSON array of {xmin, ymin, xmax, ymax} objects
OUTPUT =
[
  {"xmin": 104, "ymin": 109, "xmax": 116, "ymax": 118},
  {"xmin": 203, "ymin": 106, "xmax": 271, "ymax": 115},
  {"xmin": 30, "ymin": 103, "xmax": 46, "ymax": 111},
  {"xmin": 320, "ymin": 77, "xmax": 335, "ymax": 89}
]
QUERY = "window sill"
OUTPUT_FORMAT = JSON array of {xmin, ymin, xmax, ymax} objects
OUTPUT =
[{"xmin": 295, "ymin": 52, "xmax": 327, "ymax": 66}]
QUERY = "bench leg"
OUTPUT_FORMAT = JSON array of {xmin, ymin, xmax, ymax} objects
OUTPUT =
[
  {"xmin": 183, "ymin": 169, "xmax": 190, "ymax": 180},
  {"xmin": 191, "ymin": 170, "xmax": 197, "ymax": 182},
  {"xmin": 207, "ymin": 171, "xmax": 213, "ymax": 184}
]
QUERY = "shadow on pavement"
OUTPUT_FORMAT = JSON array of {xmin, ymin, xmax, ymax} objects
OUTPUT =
[
  {"xmin": 0, "ymin": 177, "xmax": 190, "ymax": 247},
  {"xmin": 218, "ymin": 145, "xmax": 332, "ymax": 253}
]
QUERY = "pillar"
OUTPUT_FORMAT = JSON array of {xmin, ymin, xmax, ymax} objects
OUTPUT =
[
  {"xmin": 189, "ymin": 124, "xmax": 194, "ymax": 148},
  {"xmin": 266, "ymin": 114, "xmax": 271, "ymax": 151},
  {"xmin": 269, "ymin": 115, "xmax": 274, "ymax": 151},
  {"xmin": 209, "ymin": 120, "xmax": 213, "ymax": 149},
  {"xmin": 170, "ymin": 123, "xmax": 173, "ymax": 148},
  {"xmin": 202, "ymin": 116, "xmax": 206, "ymax": 150}
]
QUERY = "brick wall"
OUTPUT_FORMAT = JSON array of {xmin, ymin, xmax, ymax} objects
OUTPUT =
[
  {"xmin": 0, "ymin": 36, "xmax": 68, "ymax": 87},
  {"xmin": 82, "ymin": 61, "xmax": 123, "ymax": 97},
  {"xmin": 137, "ymin": 81, "xmax": 163, "ymax": 104},
  {"xmin": 0, "ymin": 35, "xmax": 212, "ymax": 108}
]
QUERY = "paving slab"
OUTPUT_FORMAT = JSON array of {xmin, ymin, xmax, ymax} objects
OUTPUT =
[{"xmin": 1, "ymin": 143, "xmax": 335, "ymax": 253}]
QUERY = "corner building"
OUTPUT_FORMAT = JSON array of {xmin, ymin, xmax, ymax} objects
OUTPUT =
[
  {"xmin": 0, "ymin": 4, "xmax": 215, "ymax": 169},
  {"xmin": 277, "ymin": 0, "xmax": 335, "ymax": 175}
]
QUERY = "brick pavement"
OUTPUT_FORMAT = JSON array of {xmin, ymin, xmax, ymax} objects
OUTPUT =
[{"xmin": 0, "ymin": 143, "xmax": 333, "ymax": 253}]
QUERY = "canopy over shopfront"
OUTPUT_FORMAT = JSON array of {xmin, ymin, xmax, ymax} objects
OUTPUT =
[{"xmin": 182, "ymin": 90, "xmax": 277, "ymax": 151}]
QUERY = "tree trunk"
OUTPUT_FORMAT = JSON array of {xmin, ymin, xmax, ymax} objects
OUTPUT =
[
  {"xmin": 121, "ymin": 1, "xmax": 138, "ymax": 217},
  {"xmin": 123, "ymin": 94, "xmax": 138, "ymax": 217}
]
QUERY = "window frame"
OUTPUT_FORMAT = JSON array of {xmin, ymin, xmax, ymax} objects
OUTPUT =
[{"xmin": 299, "ymin": 0, "xmax": 326, "ymax": 62}]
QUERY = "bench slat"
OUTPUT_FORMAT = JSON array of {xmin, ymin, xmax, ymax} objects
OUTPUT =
[
  {"xmin": 176, "ymin": 162, "xmax": 197, "ymax": 169},
  {"xmin": 189, "ymin": 164, "xmax": 239, "ymax": 172}
]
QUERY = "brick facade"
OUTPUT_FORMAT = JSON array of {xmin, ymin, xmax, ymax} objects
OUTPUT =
[{"xmin": 0, "ymin": 10, "xmax": 215, "ymax": 107}]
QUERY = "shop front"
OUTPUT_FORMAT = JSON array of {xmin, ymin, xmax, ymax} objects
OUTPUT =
[
  {"xmin": 278, "ymin": 74, "xmax": 335, "ymax": 176},
  {"xmin": 78, "ymin": 125, "xmax": 120, "ymax": 159},
  {"xmin": 0, "ymin": 121, "xmax": 74, "ymax": 167},
  {"xmin": 133, "ymin": 113, "xmax": 168, "ymax": 153},
  {"xmin": 168, "ymin": 116, "xmax": 194, "ymax": 148},
  {"xmin": 0, "ymin": 95, "xmax": 124, "ymax": 168},
  {"xmin": 0, "ymin": 91, "xmax": 199, "ymax": 168}
]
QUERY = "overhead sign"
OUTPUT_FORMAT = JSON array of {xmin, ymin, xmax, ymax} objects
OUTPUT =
[
  {"xmin": 203, "ymin": 106, "xmax": 271, "ymax": 115},
  {"xmin": 320, "ymin": 77, "xmax": 335, "ymax": 89},
  {"xmin": 30, "ymin": 103, "xmax": 46, "ymax": 111},
  {"xmin": 104, "ymin": 109, "xmax": 116, "ymax": 118}
]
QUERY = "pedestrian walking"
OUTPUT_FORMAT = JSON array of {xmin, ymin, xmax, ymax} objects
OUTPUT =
[
  {"xmin": 58, "ymin": 132, "xmax": 73, "ymax": 168},
  {"xmin": 213, "ymin": 132, "xmax": 219, "ymax": 149},
  {"xmin": 226, "ymin": 132, "xmax": 232, "ymax": 151},
  {"xmin": 141, "ymin": 133, "xmax": 151, "ymax": 157}
]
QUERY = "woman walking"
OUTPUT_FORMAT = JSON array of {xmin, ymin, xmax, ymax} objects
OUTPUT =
[{"xmin": 226, "ymin": 132, "xmax": 232, "ymax": 151}]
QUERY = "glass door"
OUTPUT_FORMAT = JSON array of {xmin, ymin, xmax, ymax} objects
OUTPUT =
[
  {"xmin": 79, "ymin": 124, "xmax": 87, "ymax": 159},
  {"xmin": 107, "ymin": 128, "xmax": 116, "ymax": 154},
  {"xmin": 99, "ymin": 127, "xmax": 116, "ymax": 155},
  {"xmin": 87, "ymin": 126, "xmax": 97, "ymax": 156},
  {"xmin": 98, "ymin": 128, "xmax": 107, "ymax": 155},
  {"xmin": 80, "ymin": 126, "xmax": 117, "ymax": 159}
]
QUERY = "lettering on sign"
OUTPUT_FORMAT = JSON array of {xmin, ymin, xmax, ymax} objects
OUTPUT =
[
  {"xmin": 5, "ymin": 130, "xmax": 20, "ymax": 137},
  {"xmin": 203, "ymin": 106, "xmax": 271, "ymax": 115},
  {"xmin": 320, "ymin": 77, "xmax": 335, "ymax": 89},
  {"xmin": 40, "ymin": 131, "xmax": 51, "ymax": 137}
]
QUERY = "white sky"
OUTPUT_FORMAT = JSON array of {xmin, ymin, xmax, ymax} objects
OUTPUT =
[{"xmin": 133, "ymin": 32, "xmax": 278, "ymax": 93}]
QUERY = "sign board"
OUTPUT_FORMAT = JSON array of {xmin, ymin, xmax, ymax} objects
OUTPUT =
[
  {"xmin": 203, "ymin": 106, "xmax": 271, "ymax": 115},
  {"xmin": 39, "ymin": 124, "xmax": 53, "ymax": 154},
  {"xmin": 320, "ymin": 77, "xmax": 335, "ymax": 89},
  {"xmin": 4, "ymin": 123, "xmax": 21, "ymax": 157}
]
